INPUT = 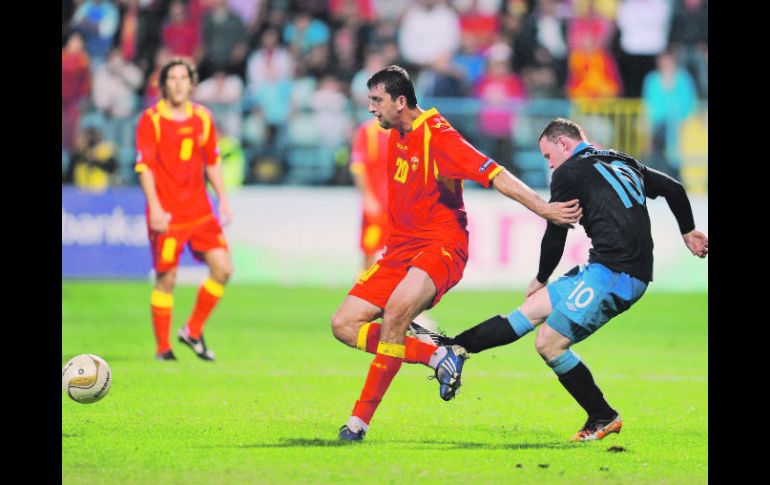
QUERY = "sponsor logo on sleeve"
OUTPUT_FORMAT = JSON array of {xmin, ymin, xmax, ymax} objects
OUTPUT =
[{"xmin": 479, "ymin": 159, "xmax": 494, "ymax": 173}]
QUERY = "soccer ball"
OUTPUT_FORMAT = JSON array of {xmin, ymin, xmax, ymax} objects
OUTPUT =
[{"xmin": 61, "ymin": 354, "xmax": 112, "ymax": 404}]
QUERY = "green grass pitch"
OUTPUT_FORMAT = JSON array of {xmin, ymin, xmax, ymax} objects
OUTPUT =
[{"xmin": 62, "ymin": 282, "xmax": 707, "ymax": 484}]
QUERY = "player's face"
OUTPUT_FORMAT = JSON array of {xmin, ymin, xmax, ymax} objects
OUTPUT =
[
  {"xmin": 368, "ymin": 84, "xmax": 400, "ymax": 130},
  {"xmin": 164, "ymin": 65, "xmax": 193, "ymax": 106},
  {"xmin": 539, "ymin": 136, "xmax": 571, "ymax": 170}
]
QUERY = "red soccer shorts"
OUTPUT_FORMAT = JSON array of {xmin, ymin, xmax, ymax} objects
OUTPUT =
[
  {"xmin": 349, "ymin": 241, "xmax": 467, "ymax": 309},
  {"xmin": 148, "ymin": 214, "xmax": 228, "ymax": 273},
  {"xmin": 360, "ymin": 212, "xmax": 388, "ymax": 256}
]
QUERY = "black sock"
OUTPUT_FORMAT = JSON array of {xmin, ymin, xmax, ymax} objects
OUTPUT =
[
  {"xmin": 449, "ymin": 315, "xmax": 521, "ymax": 353},
  {"xmin": 557, "ymin": 362, "xmax": 617, "ymax": 420}
]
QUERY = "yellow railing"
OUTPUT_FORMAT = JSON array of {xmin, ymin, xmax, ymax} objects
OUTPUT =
[
  {"xmin": 570, "ymin": 98, "xmax": 647, "ymax": 155},
  {"xmin": 678, "ymin": 110, "xmax": 708, "ymax": 195},
  {"xmin": 570, "ymin": 98, "xmax": 708, "ymax": 195}
]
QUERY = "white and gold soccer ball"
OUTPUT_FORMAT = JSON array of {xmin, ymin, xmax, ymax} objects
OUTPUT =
[{"xmin": 61, "ymin": 354, "xmax": 112, "ymax": 404}]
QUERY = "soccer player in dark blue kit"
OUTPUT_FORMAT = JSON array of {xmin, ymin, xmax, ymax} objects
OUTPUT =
[{"xmin": 425, "ymin": 118, "xmax": 708, "ymax": 441}]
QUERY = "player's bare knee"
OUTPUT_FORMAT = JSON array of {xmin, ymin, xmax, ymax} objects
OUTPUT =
[
  {"xmin": 155, "ymin": 269, "xmax": 177, "ymax": 293},
  {"xmin": 208, "ymin": 257, "xmax": 233, "ymax": 284},
  {"xmin": 330, "ymin": 311, "xmax": 345, "ymax": 337},
  {"xmin": 534, "ymin": 329, "xmax": 559, "ymax": 361},
  {"xmin": 214, "ymin": 264, "xmax": 233, "ymax": 284},
  {"xmin": 156, "ymin": 282, "xmax": 175, "ymax": 293},
  {"xmin": 330, "ymin": 311, "xmax": 357, "ymax": 346}
]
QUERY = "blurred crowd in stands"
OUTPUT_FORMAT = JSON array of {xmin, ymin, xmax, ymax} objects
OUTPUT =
[{"xmin": 62, "ymin": 0, "xmax": 707, "ymax": 190}]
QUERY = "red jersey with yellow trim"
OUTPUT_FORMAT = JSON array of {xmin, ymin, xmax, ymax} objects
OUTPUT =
[
  {"xmin": 350, "ymin": 118, "xmax": 390, "ymax": 211},
  {"xmin": 135, "ymin": 99, "xmax": 220, "ymax": 224},
  {"xmin": 386, "ymin": 107, "xmax": 503, "ymax": 247}
]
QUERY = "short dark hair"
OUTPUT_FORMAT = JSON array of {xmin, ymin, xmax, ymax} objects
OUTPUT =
[
  {"xmin": 539, "ymin": 118, "xmax": 586, "ymax": 143},
  {"xmin": 366, "ymin": 65, "xmax": 418, "ymax": 108},
  {"xmin": 159, "ymin": 58, "xmax": 198, "ymax": 97}
]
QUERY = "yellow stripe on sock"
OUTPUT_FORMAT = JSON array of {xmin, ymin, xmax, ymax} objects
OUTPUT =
[
  {"xmin": 202, "ymin": 277, "xmax": 225, "ymax": 297},
  {"xmin": 150, "ymin": 290, "xmax": 173, "ymax": 308},
  {"xmin": 356, "ymin": 323, "xmax": 372, "ymax": 351},
  {"xmin": 377, "ymin": 342, "xmax": 405, "ymax": 358}
]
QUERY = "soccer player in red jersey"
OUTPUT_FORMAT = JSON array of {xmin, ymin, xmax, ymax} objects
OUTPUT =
[
  {"xmin": 332, "ymin": 66, "xmax": 583, "ymax": 441},
  {"xmin": 350, "ymin": 117, "xmax": 443, "ymax": 344},
  {"xmin": 135, "ymin": 59, "xmax": 233, "ymax": 362}
]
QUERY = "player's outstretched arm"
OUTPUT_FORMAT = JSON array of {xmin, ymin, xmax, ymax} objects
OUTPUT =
[
  {"xmin": 491, "ymin": 168, "xmax": 582, "ymax": 226},
  {"xmin": 683, "ymin": 230, "xmax": 708, "ymax": 258},
  {"xmin": 644, "ymin": 166, "xmax": 707, "ymax": 258}
]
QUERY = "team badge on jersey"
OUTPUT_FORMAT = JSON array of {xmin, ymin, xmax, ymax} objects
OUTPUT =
[{"xmin": 432, "ymin": 120, "xmax": 450, "ymax": 130}]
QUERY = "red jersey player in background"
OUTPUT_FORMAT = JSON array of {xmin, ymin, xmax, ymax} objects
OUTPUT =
[
  {"xmin": 135, "ymin": 59, "xmax": 233, "ymax": 361},
  {"xmin": 332, "ymin": 66, "xmax": 582, "ymax": 441},
  {"xmin": 349, "ymin": 118, "xmax": 390, "ymax": 271}
]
